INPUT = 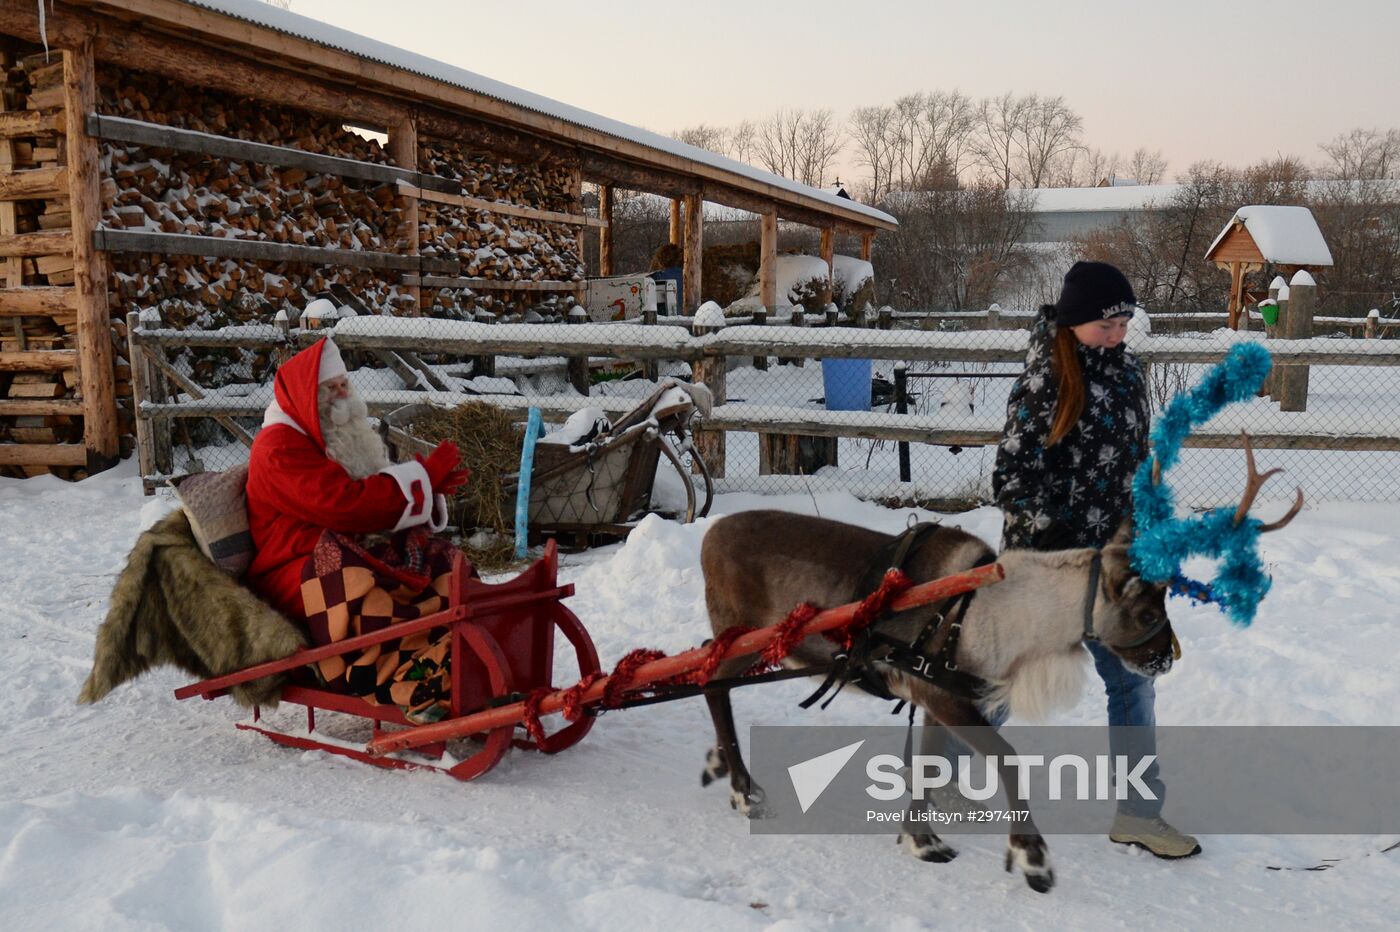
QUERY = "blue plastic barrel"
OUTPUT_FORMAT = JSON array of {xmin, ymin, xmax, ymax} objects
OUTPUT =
[{"xmin": 822, "ymin": 357, "xmax": 873, "ymax": 411}]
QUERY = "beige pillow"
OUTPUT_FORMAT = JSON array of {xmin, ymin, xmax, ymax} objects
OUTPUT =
[{"xmin": 172, "ymin": 465, "xmax": 253, "ymax": 577}]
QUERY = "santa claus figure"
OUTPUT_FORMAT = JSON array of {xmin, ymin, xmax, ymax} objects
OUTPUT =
[{"xmin": 245, "ymin": 337, "xmax": 468, "ymax": 617}]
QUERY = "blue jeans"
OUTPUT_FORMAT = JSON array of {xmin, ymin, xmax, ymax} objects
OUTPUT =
[{"xmin": 945, "ymin": 640, "xmax": 1165, "ymax": 817}]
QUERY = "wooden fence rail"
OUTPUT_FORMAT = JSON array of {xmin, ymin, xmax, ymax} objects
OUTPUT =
[{"xmin": 126, "ymin": 318, "xmax": 1400, "ymax": 491}]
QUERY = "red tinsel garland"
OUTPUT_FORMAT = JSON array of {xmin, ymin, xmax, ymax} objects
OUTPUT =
[
  {"xmin": 687, "ymin": 625, "xmax": 757, "ymax": 686},
  {"xmin": 515, "ymin": 568, "xmax": 918, "ymax": 744},
  {"xmin": 559, "ymin": 672, "xmax": 606, "ymax": 722},
  {"xmin": 519, "ymin": 687, "xmax": 553, "ymax": 746},
  {"xmin": 601, "ymin": 648, "xmax": 668, "ymax": 708}
]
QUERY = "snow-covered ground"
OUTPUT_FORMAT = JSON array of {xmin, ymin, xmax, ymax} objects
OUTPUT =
[{"xmin": 2, "ymin": 463, "xmax": 1398, "ymax": 930}]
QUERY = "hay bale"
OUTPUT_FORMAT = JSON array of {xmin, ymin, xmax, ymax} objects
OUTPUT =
[
  {"xmin": 649, "ymin": 242, "xmax": 682, "ymax": 271},
  {"xmin": 408, "ymin": 403, "xmax": 523, "ymax": 568},
  {"xmin": 703, "ymin": 241, "xmax": 760, "ymax": 308}
]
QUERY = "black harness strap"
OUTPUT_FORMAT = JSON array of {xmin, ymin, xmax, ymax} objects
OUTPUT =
[{"xmin": 1082, "ymin": 552, "xmax": 1104, "ymax": 642}]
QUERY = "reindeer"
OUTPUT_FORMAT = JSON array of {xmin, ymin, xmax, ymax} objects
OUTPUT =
[{"xmin": 697, "ymin": 437, "xmax": 1301, "ymax": 893}]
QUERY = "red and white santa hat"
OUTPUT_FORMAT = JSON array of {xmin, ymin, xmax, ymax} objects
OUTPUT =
[{"xmin": 318, "ymin": 337, "xmax": 347, "ymax": 383}]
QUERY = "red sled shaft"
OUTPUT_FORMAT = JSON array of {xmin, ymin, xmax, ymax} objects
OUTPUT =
[{"xmin": 367, "ymin": 561, "xmax": 1005, "ymax": 758}]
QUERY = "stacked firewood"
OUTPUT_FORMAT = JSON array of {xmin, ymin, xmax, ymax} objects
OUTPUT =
[
  {"xmin": 420, "ymin": 138, "xmax": 584, "ymax": 314},
  {"xmin": 96, "ymin": 67, "xmax": 417, "ymax": 389},
  {"xmin": 0, "ymin": 48, "xmax": 82, "ymax": 473}
]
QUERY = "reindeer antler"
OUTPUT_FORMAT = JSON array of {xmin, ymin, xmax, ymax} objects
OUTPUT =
[{"xmin": 1233, "ymin": 432, "xmax": 1305, "ymax": 531}]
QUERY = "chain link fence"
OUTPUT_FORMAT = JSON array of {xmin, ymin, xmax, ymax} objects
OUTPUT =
[{"xmin": 130, "ymin": 303, "xmax": 1400, "ymax": 514}]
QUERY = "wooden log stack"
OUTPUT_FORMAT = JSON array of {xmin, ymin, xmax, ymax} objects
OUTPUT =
[
  {"xmin": 0, "ymin": 44, "xmax": 84, "ymax": 476},
  {"xmin": 419, "ymin": 138, "xmax": 584, "ymax": 316},
  {"xmin": 5, "ymin": 52, "xmax": 590, "ymax": 476}
]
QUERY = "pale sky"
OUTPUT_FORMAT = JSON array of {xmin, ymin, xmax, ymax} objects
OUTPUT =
[{"xmin": 288, "ymin": 0, "xmax": 1400, "ymax": 185}]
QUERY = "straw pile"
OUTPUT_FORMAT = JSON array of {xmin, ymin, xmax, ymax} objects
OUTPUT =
[{"xmin": 408, "ymin": 403, "xmax": 523, "ymax": 568}]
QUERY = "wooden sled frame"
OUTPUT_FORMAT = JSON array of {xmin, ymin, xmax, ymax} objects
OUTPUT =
[{"xmin": 174, "ymin": 540, "xmax": 600, "ymax": 781}]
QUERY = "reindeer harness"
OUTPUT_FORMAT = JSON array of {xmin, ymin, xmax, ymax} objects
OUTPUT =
[{"xmin": 800, "ymin": 522, "xmax": 992, "ymax": 708}]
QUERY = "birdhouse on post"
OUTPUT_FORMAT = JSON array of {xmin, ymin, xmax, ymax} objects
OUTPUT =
[{"xmin": 1204, "ymin": 205, "xmax": 1333, "ymax": 329}]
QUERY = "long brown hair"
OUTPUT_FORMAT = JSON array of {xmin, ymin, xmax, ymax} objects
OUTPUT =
[{"xmin": 1048, "ymin": 322, "xmax": 1084, "ymax": 446}]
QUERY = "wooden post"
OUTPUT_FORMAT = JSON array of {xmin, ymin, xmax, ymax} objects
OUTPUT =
[
  {"xmin": 986, "ymin": 303, "xmax": 1001, "ymax": 331},
  {"xmin": 877, "ymin": 306, "xmax": 893, "ymax": 331},
  {"xmin": 566, "ymin": 305, "xmax": 590, "ymax": 395},
  {"xmin": 819, "ymin": 227, "xmax": 835, "ymax": 310},
  {"xmin": 750, "ymin": 307, "xmax": 768, "ymax": 371},
  {"xmin": 473, "ymin": 309, "xmax": 496, "ymax": 377},
  {"xmin": 759, "ymin": 211, "xmax": 777, "ymax": 312},
  {"xmin": 860, "ymin": 231, "xmax": 873, "ymax": 262},
  {"xmin": 895, "ymin": 362, "xmax": 910, "ymax": 483},
  {"xmin": 273, "ymin": 308, "xmax": 292, "ymax": 368},
  {"xmin": 124, "ymin": 312, "xmax": 153, "ymax": 483},
  {"xmin": 690, "ymin": 315, "xmax": 725, "ymax": 478},
  {"xmin": 388, "ymin": 115, "xmax": 421, "ymax": 314},
  {"xmin": 780, "ymin": 305, "xmax": 804, "ymax": 368},
  {"xmin": 136, "ymin": 308, "xmax": 173, "ymax": 475},
  {"xmin": 1278, "ymin": 271, "xmax": 1315, "ymax": 412},
  {"xmin": 0, "ymin": 49, "xmax": 21, "ymax": 298},
  {"xmin": 682, "ymin": 193, "xmax": 703, "ymax": 313},
  {"xmin": 1226, "ymin": 261, "xmax": 1245, "ymax": 330},
  {"xmin": 599, "ymin": 185, "xmax": 614, "ymax": 278},
  {"xmin": 669, "ymin": 198, "xmax": 682, "ymax": 246},
  {"xmin": 1365, "ymin": 308, "xmax": 1380, "ymax": 340},
  {"xmin": 641, "ymin": 306, "xmax": 658, "ymax": 381},
  {"xmin": 64, "ymin": 41, "xmax": 120, "ymax": 467}
]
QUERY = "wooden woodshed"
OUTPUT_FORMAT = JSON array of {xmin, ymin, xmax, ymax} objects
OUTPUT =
[{"xmin": 0, "ymin": 0, "xmax": 895, "ymax": 476}]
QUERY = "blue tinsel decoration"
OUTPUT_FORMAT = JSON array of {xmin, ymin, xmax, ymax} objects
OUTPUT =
[{"xmin": 1130, "ymin": 343, "xmax": 1275, "ymax": 626}]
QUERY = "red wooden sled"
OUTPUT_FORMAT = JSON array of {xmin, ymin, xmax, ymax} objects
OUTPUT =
[
  {"xmin": 175, "ymin": 540, "xmax": 601, "ymax": 780},
  {"xmin": 176, "ymin": 544, "xmax": 1004, "ymax": 781}
]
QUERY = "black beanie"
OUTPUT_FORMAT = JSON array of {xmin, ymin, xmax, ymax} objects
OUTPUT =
[{"xmin": 1053, "ymin": 261, "xmax": 1137, "ymax": 327}]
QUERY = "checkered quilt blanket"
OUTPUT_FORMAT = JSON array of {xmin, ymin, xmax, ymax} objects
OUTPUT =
[{"xmin": 299, "ymin": 528, "xmax": 470, "ymax": 723}]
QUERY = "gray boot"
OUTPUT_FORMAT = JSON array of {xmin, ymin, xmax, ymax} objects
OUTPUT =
[{"xmin": 1109, "ymin": 813, "xmax": 1202, "ymax": 859}]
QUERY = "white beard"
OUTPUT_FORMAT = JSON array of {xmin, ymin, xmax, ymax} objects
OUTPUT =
[{"xmin": 320, "ymin": 391, "xmax": 390, "ymax": 480}]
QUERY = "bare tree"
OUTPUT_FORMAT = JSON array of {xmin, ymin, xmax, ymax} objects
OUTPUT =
[
  {"xmin": 797, "ymin": 108, "xmax": 844, "ymax": 188},
  {"xmin": 1128, "ymin": 147, "xmax": 1168, "ymax": 185},
  {"xmin": 673, "ymin": 124, "xmax": 730, "ymax": 155},
  {"xmin": 849, "ymin": 104, "xmax": 899, "ymax": 203},
  {"xmin": 879, "ymin": 184, "xmax": 1035, "ymax": 308},
  {"xmin": 972, "ymin": 92, "xmax": 1030, "ymax": 188},
  {"xmin": 1320, "ymin": 127, "xmax": 1400, "ymax": 180},
  {"xmin": 729, "ymin": 119, "xmax": 758, "ymax": 165},
  {"xmin": 1080, "ymin": 148, "xmax": 1121, "ymax": 186},
  {"xmin": 1046, "ymin": 146, "xmax": 1087, "ymax": 187},
  {"xmin": 1013, "ymin": 94, "xmax": 1083, "ymax": 188},
  {"xmin": 755, "ymin": 108, "xmax": 843, "ymax": 187},
  {"xmin": 918, "ymin": 90, "xmax": 978, "ymax": 188}
]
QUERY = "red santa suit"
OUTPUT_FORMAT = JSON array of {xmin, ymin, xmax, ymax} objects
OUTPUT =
[{"xmin": 245, "ymin": 338, "xmax": 446, "ymax": 617}]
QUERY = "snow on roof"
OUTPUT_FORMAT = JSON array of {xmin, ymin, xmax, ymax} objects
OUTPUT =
[
  {"xmin": 1016, "ymin": 184, "xmax": 1181, "ymax": 212},
  {"xmin": 1206, "ymin": 205, "xmax": 1334, "ymax": 266},
  {"xmin": 177, "ymin": 0, "xmax": 895, "ymax": 227}
]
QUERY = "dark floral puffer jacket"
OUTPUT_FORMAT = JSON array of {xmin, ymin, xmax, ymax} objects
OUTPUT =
[{"xmin": 992, "ymin": 309, "xmax": 1151, "ymax": 550}]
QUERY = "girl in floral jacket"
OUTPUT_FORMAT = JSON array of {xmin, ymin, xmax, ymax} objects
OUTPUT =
[{"xmin": 990, "ymin": 260, "xmax": 1200, "ymax": 860}]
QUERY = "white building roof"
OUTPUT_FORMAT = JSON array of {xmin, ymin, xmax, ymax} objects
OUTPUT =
[
  {"xmin": 1206, "ymin": 205, "xmax": 1334, "ymax": 266},
  {"xmin": 179, "ymin": 0, "xmax": 895, "ymax": 227},
  {"xmin": 1017, "ymin": 184, "xmax": 1180, "ymax": 212}
]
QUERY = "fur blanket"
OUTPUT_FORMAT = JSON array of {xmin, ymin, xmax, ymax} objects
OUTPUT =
[{"xmin": 79, "ymin": 509, "xmax": 306, "ymax": 708}]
